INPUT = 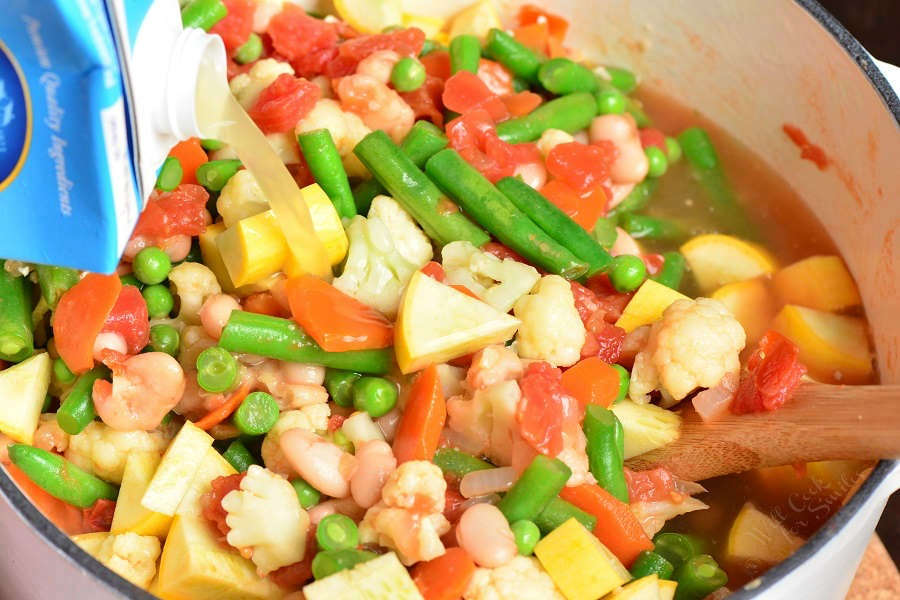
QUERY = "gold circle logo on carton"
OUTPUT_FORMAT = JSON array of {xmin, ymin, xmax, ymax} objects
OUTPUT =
[{"xmin": 0, "ymin": 41, "xmax": 32, "ymax": 193}]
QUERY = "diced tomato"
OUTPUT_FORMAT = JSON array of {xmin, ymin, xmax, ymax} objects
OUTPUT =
[
  {"xmin": 571, "ymin": 280, "xmax": 601, "ymax": 322},
  {"xmin": 546, "ymin": 142, "xmax": 615, "ymax": 194},
  {"xmin": 201, "ymin": 473, "xmax": 246, "ymax": 540},
  {"xmin": 293, "ymin": 45, "xmax": 340, "ymax": 79},
  {"xmin": 210, "ymin": 0, "xmax": 255, "ymax": 52},
  {"xmin": 540, "ymin": 179, "xmax": 606, "ymax": 231},
  {"xmin": 590, "ymin": 319, "xmax": 627, "ymax": 364},
  {"xmin": 327, "ymin": 414, "xmax": 346, "ymax": 432},
  {"xmin": 166, "ymin": 138, "xmax": 207, "ymax": 186},
  {"xmin": 561, "ymin": 357, "xmax": 621, "ymax": 408},
  {"xmin": 586, "ymin": 274, "xmax": 632, "ymax": 321},
  {"xmin": 731, "ymin": 330, "xmax": 807, "ymax": 414},
  {"xmin": 513, "ymin": 22, "xmax": 551, "ymax": 54},
  {"xmin": 242, "ymin": 291, "xmax": 289, "ymax": 318},
  {"xmin": 100, "ymin": 285, "xmax": 150, "ymax": 355},
  {"xmin": 624, "ymin": 467, "xmax": 680, "ymax": 503},
  {"xmin": 268, "ymin": 533, "xmax": 317, "ymax": 588},
  {"xmin": 502, "ymin": 91, "xmax": 542, "ymax": 117},
  {"xmin": 81, "ymin": 498, "xmax": 116, "ymax": 533},
  {"xmin": 442, "ymin": 71, "xmax": 509, "ymax": 122},
  {"xmin": 447, "ymin": 109, "xmax": 538, "ymax": 182},
  {"xmin": 420, "ymin": 261, "xmax": 446, "ymax": 282},
  {"xmin": 421, "ymin": 50, "xmax": 451, "ymax": 80},
  {"xmin": 642, "ymin": 253, "xmax": 665, "ymax": 275},
  {"xmin": 132, "ymin": 184, "xmax": 210, "ymax": 239},
  {"xmin": 248, "ymin": 74, "xmax": 320, "ymax": 134},
  {"xmin": 517, "ymin": 4, "xmax": 570, "ymax": 42},
  {"xmin": 443, "ymin": 484, "xmax": 468, "ymax": 523},
  {"xmin": 400, "ymin": 76, "xmax": 445, "ymax": 128},
  {"xmin": 412, "ymin": 547, "xmax": 477, "ymax": 600},
  {"xmin": 639, "ymin": 128, "xmax": 667, "ymax": 152},
  {"xmin": 338, "ymin": 27, "xmax": 425, "ymax": 63},
  {"xmin": 482, "ymin": 242, "xmax": 528, "ymax": 264},
  {"xmin": 517, "ymin": 362, "xmax": 579, "ymax": 457},
  {"xmin": 267, "ymin": 6, "xmax": 337, "ymax": 62},
  {"xmin": 477, "ymin": 59, "xmax": 514, "ymax": 96},
  {"xmin": 571, "ymin": 280, "xmax": 628, "ymax": 362}
]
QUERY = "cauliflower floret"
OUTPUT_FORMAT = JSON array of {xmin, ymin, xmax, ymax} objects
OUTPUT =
[
  {"xmin": 466, "ymin": 345, "xmax": 524, "ymax": 391},
  {"xmin": 333, "ymin": 196, "xmax": 432, "ymax": 318},
  {"xmin": 557, "ymin": 425, "xmax": 595, "ymax": 487},
  {"xmin": 92, "ymin": 533, "xmax": 161, "ymax": 589},
  {"xmin": 168, "ymin": 263, "xmax": 222, "ymax": 325},
  {"xmin": 536, "ymin": 128, "xmax": 576, "ymax": 159},
  {"xmin": 33, "ymin": 413, "xmax": 69, "ymax": 454},
  {"xmin": 217, "ymin": 170, "xmax": 269, "ymax": 227},
  {"xmin": 229, "ymin": 58, "xmax": 294, "ymax": 109},
  {"xmin": 65, "ymin": 422, "xmax": 174, "ymax": 484},
  {"xmin": 359, "ymin": 461, "xmax": 450, "ymax": 565},
  {"xmin": 513, "ymin": 275, "xmax": 586, "ymax": 367},
  {"xmin": 222, "ymin": 465, "xmax": 310, "ymax": 574},
  {"xmin": 629, "ymin": 298, "xmax": 746, "ymax": 406},
  {"xmin": 295, "ymin": 98, "xmax": 372, "ymax": 178},
  {"xmin": 261, "ymin": 406, "xmax": 330, "ymax": 477},
  {"xmin": 442, "ymin": 242, "xmax": 540, "ymax": 313},
  {"xmin": 447, "ymin": 380, "xmax": 520, "ymax": 466},
  {"xmin": 464, "ymin": 556, "xmax": 564, "ymax": 600},
  {"xmin": 630, "ymin": 496, "xmax": 709, "ymax": 539},
  {"xmin": 251, "ymin": 0, "xmax": 283, "ymax": 32}
]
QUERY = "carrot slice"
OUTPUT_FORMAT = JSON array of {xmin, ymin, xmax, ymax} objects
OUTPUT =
[
  {"xmin": 560, "ymin": 357, "xmax": 621, "ymax": 408},
  {"xmin": 53, "ymin": 274, "xmax": 122, "ymax": 374},
  {"xmin": 411, "ymin": 547, "xmax": 476, "ymax": 600},
  {"xmin": 193, "ymin": 384, "xmax": 251, "ymax": 430},
  {"xmin": 393, "ymin": 365, "xmax": 446, "ymax": 463},
  {"xmin": 285, "ymin": 275, "xmax": 393, "ymax": 352},
  {"xmin": 559, "ymin": 483, "xmax": 653, "ymax": 567},
  {"xmin": 167, "ymin": 138, "xmax": 208, "ymax": 186}
]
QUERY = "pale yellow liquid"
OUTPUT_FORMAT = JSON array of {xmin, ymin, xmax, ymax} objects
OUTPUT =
[{"xmin": 195, "ymin": 55, "xmax": 331, "ymax": 278}]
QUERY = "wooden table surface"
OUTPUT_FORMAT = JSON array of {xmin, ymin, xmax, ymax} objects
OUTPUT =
[{"xmin": 846, "ymin": 536, "xmax": 900, "ymax": 599}]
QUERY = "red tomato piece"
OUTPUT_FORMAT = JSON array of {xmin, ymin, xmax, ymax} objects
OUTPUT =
[
  {"xmin": 132, "ymin": 184, "xmax": 210, "ymax": 239},
  {"xmin": 477, "ymin": 59, "xmax": 514, "ymax": 96},
  {"xmin": 400, "ymin": 76, "xmax": 445, "ymax": 128},
  {"xmin": 201, "ymin": 473, "xmax": 246, "ymax": 540},
  {"xmin": 81, "ymin": 498, "xmax": 116, "ymax": 533},
  {"xmin": 443, "ymin": 484, "xmax": 468, "ymax": 523},
  {"xmin": 421, "ymin": 50, "xmax": 451, "ymax": 80},
  {"xmin": 586, "ymin": 274, "xmax": 632, "ymax": 321},
  {"xmin": 293, "ymin": 45, "xmax": 340, "ymax": 78},
  {"xmin": 327, "ymin": 414, "xmax": 346, "ymax": 432},
  {"xmin": 210, "ymin": 0, "xmax": 255, "ymax": 52},
  {"xmin": 517, "ymin": 362, "xmax": 573, "ymax": 457},
  {"xmin": 546, "ymin": 142, "xmax": 614, "ymax": 194},
  {"xmin": 338, "ymin": 27, "xmax": 425, "ymax": 63},
  {"xmin": 571, "ymin": 280, "xmax": 601, "ymax": 322},
  {"xmin": 242, "ymin": 291, "xmax": 289, "ymax": 317},
  {"xmin": 267, "ymin": 5, "xmax": 337, "ymax": 61},
  {"xmin": 624, "ymin": 467, "xmax": 679, "ymax": 503},
  {"xmin": 248, "ymin": 74, "xmax": 320, "ymax": 134},
  {"xmin": 517, "ymin": 4, "xmax": 570, "ymax": 41},
  {"xmin": 731, "ymin": 330, "xmax": 807, "ymax": 414},
  {"xmin": 639, "ymin": 128, "xmax": 667, "ymax": 152},
  {"xmin": 482, "ymin": 242, "xmax": 528, "ymax": 264},
  {"xmin": 442, "ymin": 71, "xmax": 509, "ymax": 122},
  {"xmin": 590, "ymin": 320, "xmax": 627, "ymax": 364},
  {"xmin": 268, "ymin": 534, "xmax": 317, "ymax": 589},
  {"xmin": 540, "ymin": 179, "xmax": 605, "ymax": 231},
  {"xmin": 642, "ymin": 253, "xmax": 665, "ymax": 275},
  {"xmin": 447, "ymin": 110, "xmax": 537, "ymax": 182},
  {"xmin": 513, "ymin": 22, "xmax": 550, "ymax": 54},
  {"xmin": 100, "ymin": 285, "xmax": 150, "ymax": 355}
]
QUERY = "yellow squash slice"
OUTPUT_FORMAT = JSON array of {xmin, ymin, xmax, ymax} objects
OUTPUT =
[
  {"xmin": 111, "ymin": 451, "xmax": 172, "ymax": 538},
  {"xmin": 615, "ymin": 279, "xmax": 689, "ymax": 333},
  {"xmin": 726, "ymin": 502, "xmax": 804, "ymax": 564},
  {"xmin": 772, "ymin": 255, "xmax": 861, "ymax": 312},
  {"xmin": 141, "ymin": 422, "xmax": 214, "ymax": 516},
  {"xmin": 334, "ymin": 0, "xmax": 403, "ymax": 33},
  {"xmin": 0, "ymin": 352, "xmax": 51, "ymax": 444},
  {"xmin": 680, "ymin": 234, "xmax": 777, "ymax": 293},
  {"xmin": 711, "ymin": 277, "xmax": 777, "ymax": 344}
]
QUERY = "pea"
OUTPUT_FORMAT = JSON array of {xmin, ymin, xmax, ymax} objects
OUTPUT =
[
  {"xmin": 511, "ymin": 520, "xmax": 541, "ymax": 555},
  {"xmin": 610, "ymin": 254, "xmax": 647, "ymax": 292},
  {"xmin": 142, "ymin": 284, "xmax": 174, "ymax": 318},
  {"xmin": 291, "ymin": 478, "xmax": 321, "ymax": 509},
  {"xmin": 352, "ymin": 377, "xmax": 398, "ymax": 418},
  {"xmin": 596, "ymin": 88, "xmax": 626, "ymax": 115},
  {"xmin": 645, "ymin": 145, "xmax": 668, "ymax": 178},
  {"xmin": 325, "ymin": 369, "xmax": 362, "ymax": 408},
  {"xmin": 391, "ymin": 57, "xmax": 426, "ymax": 92},
  {"xmin": 665, "ymin": 136, "xmax": 682, "ymax": 163},
  {"xmin": 149, "ymin": 324, "xmax": 180, "ymax": 356},
  {"xmin": 133, "ymin": 247, "xmax": 172, "ymax": 285},
  {"xmin": 233, "ymin": 391, "xmax": 279, "ymax": 436}
]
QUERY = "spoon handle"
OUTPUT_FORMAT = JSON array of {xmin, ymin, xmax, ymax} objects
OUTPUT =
[{"xmin": 624, "ymin": 384, "xmax": 900, "ymax": 481}]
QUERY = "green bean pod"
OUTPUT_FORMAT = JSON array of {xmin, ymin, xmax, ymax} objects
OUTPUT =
[
  {"xmin": 297, "ymin": 129, "xmax": 356, "ymax": 219},
  {"xmin": 533, "ymin": 496, "xmax": 598, "ymax": 535},
  {"xmin": 484, "ymin": 29, "xmax": 543, "ymax": 82},
  {"xmin": 651, "ymin": 251, "xmax": 686, "ymax": 290},
  {"xmin": 497, "ymin": 455, "xmax": 571, "ymax": 523},
  {"xmin": 630, "ymin": 550, "xmax": 675, "ymax": 580},
  {"xmin": 583, "ymin": 405, "xmax": 629, "ymax": 503},
  {"xmin": 0, "ymin": 262, "xmax": 33, "ymax": 363},
  {"xmin": 607, "ymin": 178, "xmax": 658, "ymax": 219},
  {"xmin": 449, "ymin": 34, "xmax": 481, "ymax": 74},
  {"xmin": 34, "ymin": 265, "xmax": 79, "ymax": 309},
  {"xmin": 538, "ymin": 58, "xmax": 598, "ymax": 95},
  {"xmin": 195, "ymin": 159, "xmax": 242, "ymax": 192},
  {"xmin": 432, "ymin": 448, "xmax": 493, "ymax": 478},
  {"xmin": 495, "ymin": 93, "xmax": 597, "ymax": 143},
  {"xmin": 619, "ymin": 213, "xmax": 685, "ymax": 241},
  {"xmin": 673, "ymin": 555, "xmax": 729, "ymax": 600},
  {"xmin": 57, "ymin": 366, "xmax": 108, "ymax": 435},
  {"xmin": 181, "ymin": 0, "xmax": 228, "ymax": 31},
  {"xmin": 222, "ymin": 440, "xmax": 257, "ymax": 472},
  {"xmin": 8, "ymin": 444, "xmax": 118, "ymax": 508}
]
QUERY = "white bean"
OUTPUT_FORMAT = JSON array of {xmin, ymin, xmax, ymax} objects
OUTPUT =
[
  {"xmin": 350, "ymin": 440, "xmax": 397, "ymax": 509},
  {"xmin": 199, "ymin": 294, "xmax": 241, "ymax": 340},
  {"xmin": 93, "ymin": 332, "xmax": 127, "ymax": 361},
  {"xmin": 590, "ymin": 114, "xmax": 648, "ymax": 184},
  {"xmin": 456, "ymin": 503, "xmax": 517, "ymax": 568},
  {"xmin": 280, "ymin": 361, "xmax": 326, "ymax": 386},
  {"xmin": 513, "ymin": 162, "xmax": 547, "ymax": 190}
]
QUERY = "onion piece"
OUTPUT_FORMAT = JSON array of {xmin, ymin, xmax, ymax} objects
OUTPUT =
[
  {"xmin": 457, "ymin": 493, "xmax": 501, "ymax": 514},
  {"xmin": 460, "ymin": 467, "xmax": 517, "ymax": 499},
  {"xmin": 342, "ymin": 411, "xmax": 385, "ymax": 446},
  {"xmin": 692, "ymin": 372, "xmax": 739, "ymax": 423},
  {"xmin": 375, "ymin": 407, "xmax": 401, "ymax": 442},
  {"xmin": 440, "ymin": 427, "xmax": 486, "ymax": 457}
]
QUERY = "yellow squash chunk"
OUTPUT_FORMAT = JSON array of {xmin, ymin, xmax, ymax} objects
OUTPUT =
[
  {"xmin": 606, "ymin": 575, "xmax": 661, "ymax": 600},
  {"xmin": 176, "ymin": 447, "xmax": 237, "ymax": 518},
  {"xmin": 534, "ymin": 518, "xmax": 630, "ymax": 600},
  {"xmin": 217, "ymin": 211, "xmax": 289, "ymax": 288},
  {"xmin": 111, "ymin": 451, "xmax": 172, "ymax": 538},
  {"xmin": 402, "ymin": 13, "xmax": 445, "ymax": 38},
  {"xmin": 0, "ymin": 352, "xmax": 51, "ymax": 444},
  {"xmin": 395, "ymin": 271, "xmax": 520, "ymax": 373},
  {"xmin": 680, "ymin": 234, "xmax": 777, "ymax": 293},
  {"xmin": 300, "ymin": 183, "xmax": 349, "ymax": 267},
  {"xmin": 71, "ymin": 532, "xmax": 111, "ymax": 556},
  {"xmin": 658, "ymin": 580, "xmax": 677, "ymax": 600},
  {"xmin": 198, "ymin": 222, "xmax": 236, "ymax": 292},
  {"xmin": 334, "ymin": 0, "xmax": 402, "ymax": 33},
  {"xmin": 711, "ymin": 277, "xmax": 777, "ymax": 344},
  {"xmin": 615, "ymin": 279, "xmax": 689, "ymax": 333},
  {"xmin": 303, "ymin": 552, "xmax": 423, "ymax": 600},
  {"xmin": 610, "ymin": 401, "xmax": 681, "ymax": 460},
  {"xmin": 156, "ymin": 515, "xmax": 283, "ymax": 600},
  {"xmin": 772, "ymin": 305, "xmax": 872, "ymax": 383},
  {"xmin": 772, "ymin": 255, "xmax": 861, "ymax": 312},
  {"xmin": 141, "ymin": 422, "xmax": 214, "ymax": 516},
  {"xmin": 726, "ymin": 502, "xmax": 804, "ymax": 564},
  {"xmin": 448, "ymin": 0, "xmax": 501, "ymax": 39}
]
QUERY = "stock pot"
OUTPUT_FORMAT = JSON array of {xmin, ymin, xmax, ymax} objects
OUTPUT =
[{"xmin": 0, "ymin": 1, "xmax": 897, "ymax": 598}]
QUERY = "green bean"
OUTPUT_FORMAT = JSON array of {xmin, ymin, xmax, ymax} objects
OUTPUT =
[
  {"xmin": 591, "ymin": 217, "xmax": 618, "ymax": 249},
  {"xmin": 233, "ymin": 33, "xmax": 263, "ymax": 64},
  {"xmin": 449, "ymin": 35, "xmax": 481, "ymax": 74},
  {"xmin": 674, "ymin": 555, "xmax": 728, "ymax": 600},
  {"xmin": 425, "ymin": 149, "xmax": 588, "ymax": 279},
  {"xmin": 496, "ymin": 177, "xmax": 612, "ymax": 275},
  {"xmin": 607, "ymin": 178, "xmax": 658, "ymax": 219},
  {"xmin": 653, "ymin": 532, "xmax": 704, "ymax": 571},
  {"xmin": 222, "ymin": 440, "xmax": 257, "ymax": 472},
  {"xmin": 665, "ymin": 136, "xmax": 682, "ymax": 163},
  {"xmin": 195, "ymin": 159, "xmax": 242, "ymax": 192},
  {"xmin": 612, "ymin": 364, "xmax": 630, "ymax": 403},
  {"xmin": 316, "ymin": 514, "xmax": 359, "ymax": 551},
  {"xmin": 604, "ymin": 66, "xmax": 638, "ymax": 93},
  {"xmin": 311, "ymin": 549, "xmax": 377, "ymax": 580},
  {"xmin": 485, "ymin": 29, "xmax": 543, "ymax": 82},
  {"xmin": 181, "ymin": 0, "xmax": 227, "ymax": 31},
  {"xmin": 624, "ymin": 97, "xmax": 652, "ymax": 127},
  {"xmin": 298, "ymin": 129, "xmax": 356, "ymax": 219},
  {"xmin": 354, "ymin": 131, "xmax": 489, "ymax": 247},
  {"xmin": 432, "ymin": 448, "xmax": 493, "ymax": 478},
  {"xmin": 155, "ymin": 157, "xmax": 183, "ymax": 192},
  {"xmin": 34, "ymin": 265, "xmax": 79, "ymax": 309},
  {"xmin": 496, "ymin": 93, "xmax": 597, "ymax": 143},
  {"xmin": 538, "ymin": 58, "xmax": 598, "ymax": 95},
  {"xmin": 219, "ymin": 310, "xmax": 392, "ymax": 374},
  {"xmin": 196, "ymin": 347, "xmax": 238, "ymax": 393},
  {"xmin": 351, "ymin": 180, "xmax": 384, "ymax": 215},
  {"xmin": 56, "ymin": 366, "xmax": 107, "ymax": 435},
  {"xmin": 533, "ymin": 496, "xmax": 597, "ymax": 535},
  {"xmin": 52, "ymin": 357, "xmax": 76, "ymax": 386},
  {"xmin": 620, "ymin": 213, "xmax": 685, "ymax": 241},
  {"xmin": 583, "ymin": 405, "xmax": 628, "ymax": 503},
  {"xmin": 497, "ymin": 455, "xmax": 571, "ymax": 523},
  {"xmin": 233, "ymin": 391, "xmax": 279, "ymax": 435},
  {"xmin": 511, "ymin": 520, "xmax": 541, "ymax": 555},
  {"xmin": 8, "ymin": 444, "xmax": 118, "ymax": 508},
  {"xmin": 200, "ymin": 138, "xmax": 224, "ymax": 151},
  {"xmin": 630, "ymin": 550, "xmax": 675, "ymax": 580},
  {"xmin": 325, "ymin": 369, "xmax": 361, "ymax": 408},
  {"xmin": 0, "ymin": 263, "xmax": 33, "ymax": 362},
  {"xmin": 512, "ymin": 76, "xmax": 530, "ymax": 93},
  {"xmin": 652, "ymin": 251, "xmax": 686, "ymax": 290}
]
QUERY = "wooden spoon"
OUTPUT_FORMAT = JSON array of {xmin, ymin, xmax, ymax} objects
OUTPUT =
[{"xmin": 624, "ymin": 383, "xmax": 900, "ymax": 481}]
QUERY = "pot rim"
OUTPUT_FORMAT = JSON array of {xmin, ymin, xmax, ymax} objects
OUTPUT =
[{"xmin": 0, "ymin": 1, "xmax": 898, "ymax": 597}]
